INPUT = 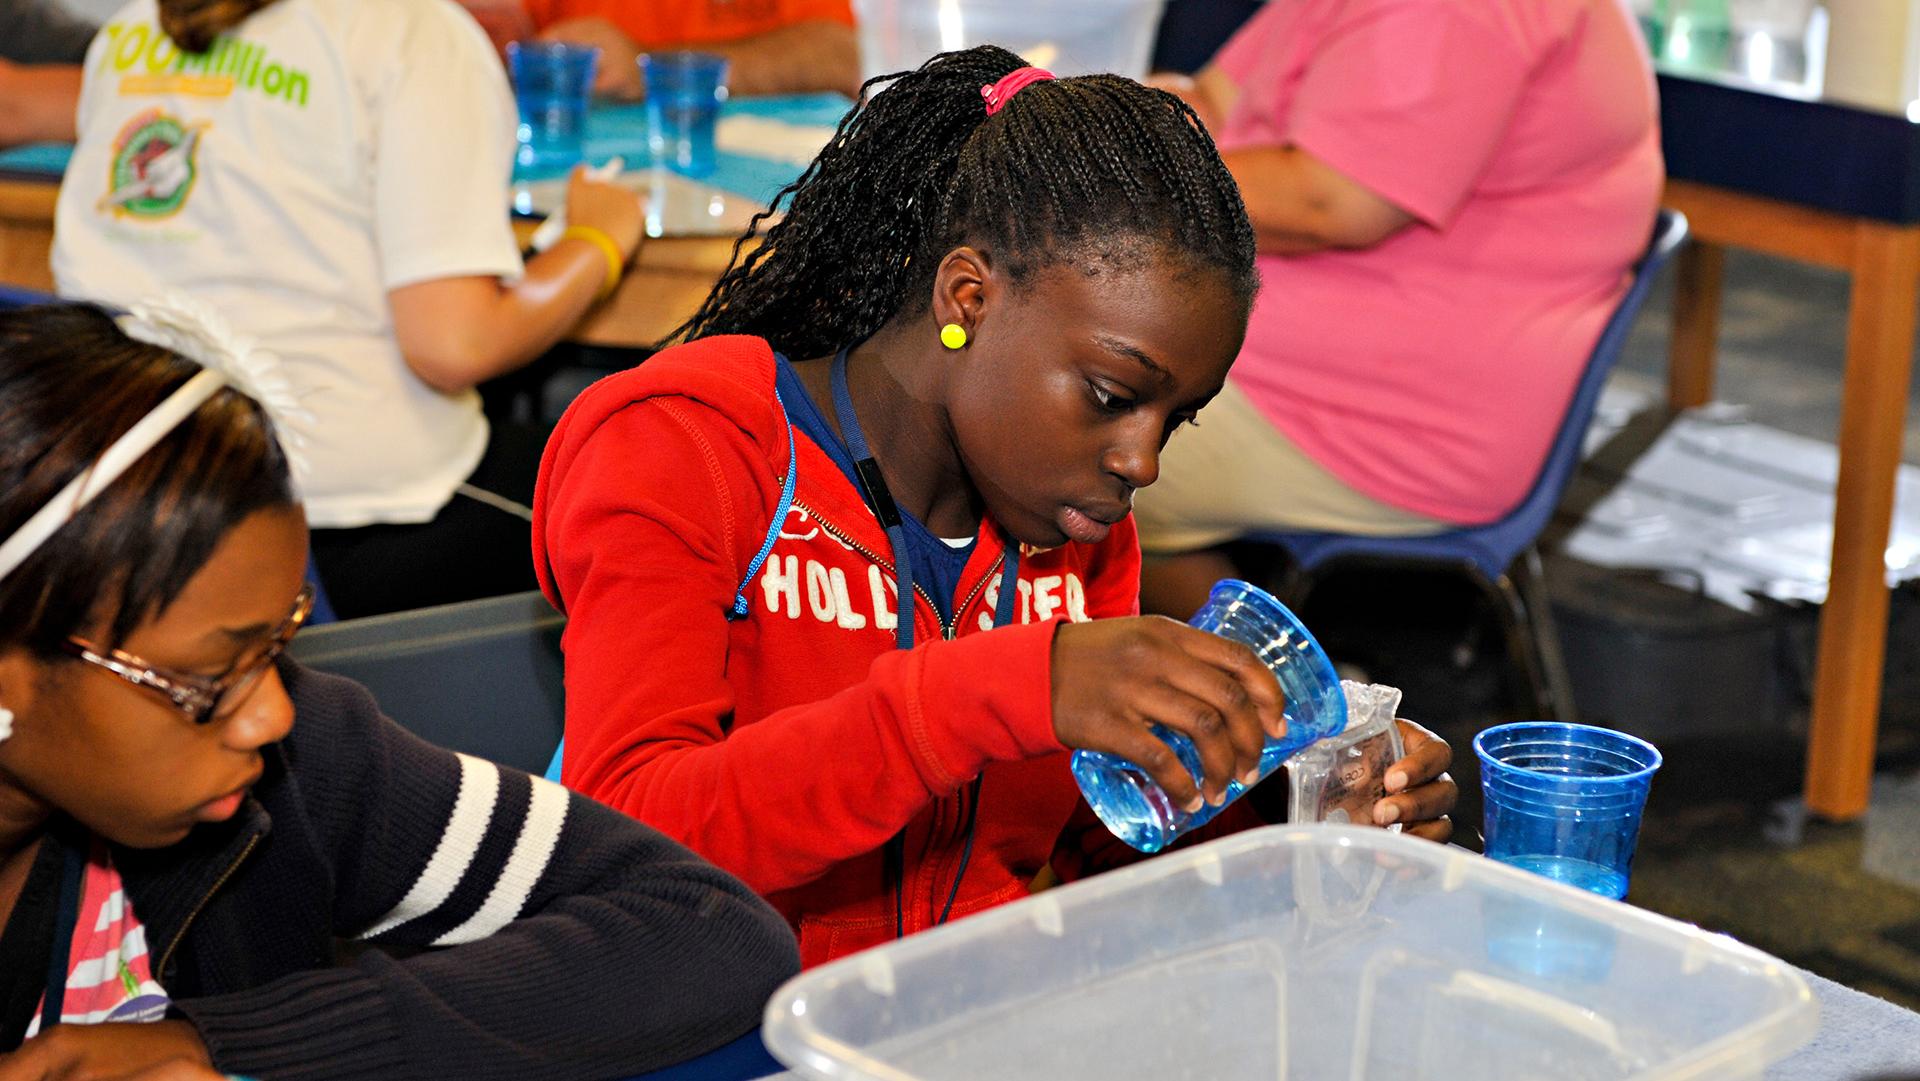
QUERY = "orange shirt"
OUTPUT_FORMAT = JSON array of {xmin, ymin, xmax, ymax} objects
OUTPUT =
[{"xmin": 524, "ymin": 0, "xmax": 855, "ymax": 48}]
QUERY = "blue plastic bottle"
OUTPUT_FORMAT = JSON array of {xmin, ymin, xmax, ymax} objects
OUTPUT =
[{"xmin": 1070, "ymin": 580, "xmax": 1347, "ymax": 853}]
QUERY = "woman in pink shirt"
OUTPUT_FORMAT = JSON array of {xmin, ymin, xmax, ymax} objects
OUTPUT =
[{"xmin": 1137, "ymin": 0, "xmax": 1663, "ymax": 616}]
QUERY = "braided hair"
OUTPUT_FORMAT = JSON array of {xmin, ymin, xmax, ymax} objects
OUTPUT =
[{"xmin": 671, "ymin": 46, "xmax": 1257, "ymax": 359}]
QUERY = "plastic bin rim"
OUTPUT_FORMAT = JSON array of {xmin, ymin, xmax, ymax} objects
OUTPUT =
[{"xmin": 1474, "ymin": 722, "xmax": 1664, "ymax": 784}]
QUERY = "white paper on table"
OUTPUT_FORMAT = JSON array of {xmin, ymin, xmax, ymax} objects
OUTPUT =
[
  {"xmin": 513, "ymin": 165, "xmax": 771, "ymax": 244},
  {"xmin": 715, "ymin": 116, "xmax": 837, "ymax": 166}
]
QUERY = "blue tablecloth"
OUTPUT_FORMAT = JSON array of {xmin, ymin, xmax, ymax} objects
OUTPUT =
[
  {"xmin": 0, "ymin": 93, "xmax": 853, "ymax": 208},
  {"xmin": 0, "ymin": 140, "xmax": 74, "ymax": 177},
  {"xmin": 511, "ymin": 93, "xmax": 848, "ymax": 205}
]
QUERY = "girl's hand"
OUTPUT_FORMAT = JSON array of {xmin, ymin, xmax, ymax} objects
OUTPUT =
[
  {"xmin": 563, "ymin": 167, "xmax": 645, "ymax": 266},
  {"xmin": 1051, "ymin": 617, "xmax": 1282, "ymax": 811},
  {"xmin": 1372, "ymin": 718, "xmax": 1456, "ymax": 842},
  {"xmin": 0, "ymin": 1020, "xmax": 212, "ymax": 1081}
]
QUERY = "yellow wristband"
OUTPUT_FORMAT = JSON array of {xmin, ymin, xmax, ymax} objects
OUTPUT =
[{"xmin": 562, "ymin": 225, "xmax": 624, "ymax": 302}]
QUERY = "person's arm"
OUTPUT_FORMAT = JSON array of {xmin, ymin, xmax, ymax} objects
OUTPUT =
[
  {"xmin": 371, "ymin": 4, "xmax": 642, "ymax": 395},
  {"xmin": 1157, "ymin": 65, "xmax": 1412, "ymax": 255},
  {"xmin": 0, "ymin": 60, "xmax": 80, "ymax": 147},
  {"xmin": 170, "ymin": 664, "xmax": 800, "ymax": 1081},
  {"xmin": 706, "ymin": 19, "xmax": 859, "ymax": 98},
  {"xmin": 1049, "ymin": 515, "xmax": 1453, "ymax": 881},
  {"xmin": 1262, "ymin": 6, "xmax": 1533, "ymax": 257},
  {"xmin": 538, "ymin": 16, "xmax": 859, "ymax": 99},
  {"xmin": 1220, "ymin": 145, "xmax": 1415, "ymax": 255},
  {"xmin": 541, "ymin": 397, "xmax": 1070, "ymax": 895},
  {"xmin": 386, "ymin": 167, "xmax": 642, "ymax": 394}
]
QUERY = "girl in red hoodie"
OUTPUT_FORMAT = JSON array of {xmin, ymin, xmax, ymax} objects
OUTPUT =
[{"xmin": 535, "ymin": 45, "xmax": 1458, "ymax": 968}]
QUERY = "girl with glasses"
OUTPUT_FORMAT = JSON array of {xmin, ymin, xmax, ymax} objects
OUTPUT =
[{"xmin": 0, "ymin": 302, "xmax": 798, "ymax": 1079}]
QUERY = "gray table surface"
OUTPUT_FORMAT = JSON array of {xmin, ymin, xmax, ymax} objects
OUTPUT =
[{"xmin": 1769, "ymin": 970, "xmax": 1920, "ymax": 1080}]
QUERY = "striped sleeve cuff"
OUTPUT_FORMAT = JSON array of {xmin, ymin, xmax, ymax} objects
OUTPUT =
[{"xmin": 357, "ymin": 753, "xmax": 571, "ymax": 947}]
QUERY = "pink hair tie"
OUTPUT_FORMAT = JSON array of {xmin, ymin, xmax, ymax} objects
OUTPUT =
[{"xmin": 981, "ymin": 66, "xmax": 1056, "ymax": 116}]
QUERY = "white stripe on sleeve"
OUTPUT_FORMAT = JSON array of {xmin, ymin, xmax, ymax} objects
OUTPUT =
[
  {"xmin": 359, "ymin": 752, "xmax": 501, "ymax": 940},
  {"xmin": 432, "ymin": 775, "xmax": 570, "ymax": 946}
]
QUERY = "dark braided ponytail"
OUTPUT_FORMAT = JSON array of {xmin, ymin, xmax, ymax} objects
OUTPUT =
[{"xmin": 670, "ymin": 46, "xmax": 1257, "ymax": 359}]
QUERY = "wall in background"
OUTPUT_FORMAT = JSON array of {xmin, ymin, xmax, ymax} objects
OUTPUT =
[{"xmin": 58, "ymin": 0, "xmax": 132, "ymax": 24}]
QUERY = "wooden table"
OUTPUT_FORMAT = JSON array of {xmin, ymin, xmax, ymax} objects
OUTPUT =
[
  {"xmin": 1658, "ymin": 72, "xmax": 1920, "ymax": 821},
  {"xmin": 0, "ymin": 173, "xmax": 736, "ymax": 348},
  {"xmin": 0, "ymin": 175, "xmax": 57, "ymax": 293},
  {"xmin": 510, "ymin": 218, "xmax": 736, "ymax": 347}
]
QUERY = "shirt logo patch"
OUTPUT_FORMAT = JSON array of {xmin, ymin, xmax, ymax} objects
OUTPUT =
[{"xmin": 99, "ymin": 109, "xmax": 205, "ymax": 219}]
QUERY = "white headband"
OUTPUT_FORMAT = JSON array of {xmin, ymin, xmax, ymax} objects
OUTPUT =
[{"xmin": 0, "ymin": 294, "xmax": 312, "ymax": 586}]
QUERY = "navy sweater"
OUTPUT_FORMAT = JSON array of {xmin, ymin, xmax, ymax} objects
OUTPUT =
[{"xmin": 95, "ymin": 660, "xmax": 798, "ymax": 1079}]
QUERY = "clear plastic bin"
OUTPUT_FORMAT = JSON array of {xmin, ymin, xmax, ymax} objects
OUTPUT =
[
  {"xmin": 764, "ymin": 827, "xmax": 1817, "ymax": 1081},
  {"xmin": 851, "ymin": 0, "xmax": 1168, "ymax": 82}
]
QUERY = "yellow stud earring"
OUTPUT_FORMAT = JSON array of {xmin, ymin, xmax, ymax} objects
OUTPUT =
[{"xmin": 940, "ymin": 323, "xmax": 968, "ymax": 350}]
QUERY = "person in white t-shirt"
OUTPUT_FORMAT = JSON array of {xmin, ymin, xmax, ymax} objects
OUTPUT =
[{"xmin": 53, "ymin": 0, "xmax": 643, "ymax": 619}]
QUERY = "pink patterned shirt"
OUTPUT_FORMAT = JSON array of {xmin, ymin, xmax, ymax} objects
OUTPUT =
[{"xmin": 26, "ymin": 843, "xmax": 170, "ymax": 1038}]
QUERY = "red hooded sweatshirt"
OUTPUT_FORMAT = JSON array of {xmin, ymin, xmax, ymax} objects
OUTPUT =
[{"xmin": 534, "ymin": 335, "xmax": 1252, "ymax": 966}]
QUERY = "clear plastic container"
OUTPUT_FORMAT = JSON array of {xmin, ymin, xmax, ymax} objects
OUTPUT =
[
  {"xmin": 850, "ymin": 0, "xmax": 1168, "ymax": 82},
  {"xmin": 764, "ymin": 827, "xmax": 1818, "ymax": 1081}
]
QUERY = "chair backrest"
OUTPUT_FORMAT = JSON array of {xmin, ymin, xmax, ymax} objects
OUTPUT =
[
  {"xmin": 1480, "ymin": 207, "xmax": 1690, "ymax": 564},
  {"xmin": 0, "ymin": 285, "xmax": 59, "ymax": 308},
  {"xmin": 1272, "ymin": 208, "xmax": 1689, "ymax": 580},
  {"xmin": 288, "ymin": 591, "xmax": 565, "ymax": 775}
]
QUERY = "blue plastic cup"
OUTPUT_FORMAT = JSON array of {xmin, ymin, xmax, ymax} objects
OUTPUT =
[
  {"xmin": 1475, "ymin": 722, "xmax": 1663, "ymax": 900},
  {"xmin": 1070, "ymin": 580, "xmax": 1347, "ymax": 853},
  {"xmin": 641, "ymin": 51, "xmax": 729, "ymax": 177},
  {"xmin": 508, "ymin": 41, "xmax": 601, "ymax": 174}
]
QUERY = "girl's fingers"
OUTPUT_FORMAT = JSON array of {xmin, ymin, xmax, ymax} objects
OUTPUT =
[
  {"xmin": 1156, "ymin": 656, "xmax": 1269, "ymax": 785},
  {"xmin": 1384, "ymin": 718, "xmax": 1452, "ymax": 793},
  {"xmin": 1173, "ymin": 626, "xmax": 1286, "ymax": 738},
  {"xmin": 1107, "ymin": 722, "xmax": 1206, "ymax": 814},
  {"xmin": 1132, "ymin": 681, "xmax": 1239, "ymax": 805},
  {"xmin": 1373, "ymin": 774, "xmax": 1456, "ymax": 827}
]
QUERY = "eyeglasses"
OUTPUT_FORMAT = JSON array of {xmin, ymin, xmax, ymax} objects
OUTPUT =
[{"xmin": 62, "ymin": 584, "xmax": 315, "ymax": 725}]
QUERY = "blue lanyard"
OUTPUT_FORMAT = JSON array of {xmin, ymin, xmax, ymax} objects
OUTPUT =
[
  {"xmin": 828, "ymin": 348, "xmax": 1019, "ymax": 649},
  {"xmin": 41, "ymin": 839, "xmax": 85, "ymax": 1029}
]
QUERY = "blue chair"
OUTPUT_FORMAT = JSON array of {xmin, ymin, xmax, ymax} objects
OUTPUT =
[
  {"xmin": 1250, "ymin": 209, "xmax": 1689, "ymax": 721},
  {"xmin": 612, "ymin": 1029, "xmax": 785, "ymax": 1080},
  {"xmin": 288, "ymin": 591, "xmax": 565, "ymax": 774},
  {"xmin": 0, "ymin": 283, "xmax": 57, "ymax": 308}
]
